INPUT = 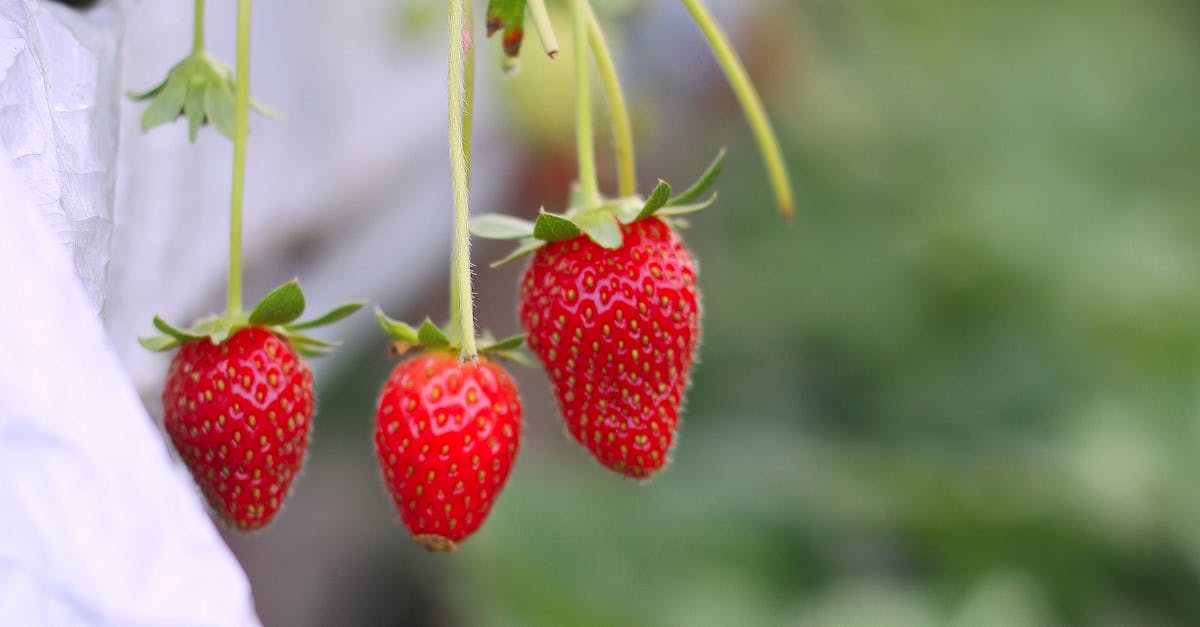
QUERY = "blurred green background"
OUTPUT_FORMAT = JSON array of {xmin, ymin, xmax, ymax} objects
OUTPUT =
[{"xmin": 225, "ymin": 0, "xmax": 1200, "ymax": 624}]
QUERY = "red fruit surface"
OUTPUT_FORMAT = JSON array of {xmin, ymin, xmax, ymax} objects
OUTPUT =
[
  {"xmin": 375, "ymin": 353, "xmax": 523, "ymax": 552},
  {"xmin": 163, "ymin": 327, "xmax": 314, "ymax": 530},
  {"xmin": 520, "ymin": 217, "xmax": 701, "ymax": 478}
]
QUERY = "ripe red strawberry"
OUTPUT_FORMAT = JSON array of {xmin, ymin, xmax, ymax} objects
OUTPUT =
[
  {"xmin": 375, "ymin": 352, "xmax": 523, "ymax": 552},
  {"xmin": 520, "ymin": 216, "xmax": 700, "ymax": 478},
  {"xmin": 162, "ymin": 326, "xmax": 314, "ymax": 530}
]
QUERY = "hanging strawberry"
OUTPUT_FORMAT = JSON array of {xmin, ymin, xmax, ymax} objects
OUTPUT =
[
  {"xmin": 472, "ymin": 0, "xmax": 792, "ymax": 479},
  {"xmin": 138, "ymin": 0, "xmax": 362, "ymax": 530},
  {"xmin": 374, "ymin": 0, "xmax": 530, "ymax": 553}
]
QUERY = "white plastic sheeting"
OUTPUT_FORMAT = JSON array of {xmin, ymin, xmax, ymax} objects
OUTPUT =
[
  {"xmin": 0, "ymin": 139, "xmax": 259, "ymax": 625},
  {"xmin": 0, "ymin": 1, "xmax": 258, "ymax": 624},
  {"xmin": 0, "ymin": 0, "xmax": 121, "ymax": 313}
]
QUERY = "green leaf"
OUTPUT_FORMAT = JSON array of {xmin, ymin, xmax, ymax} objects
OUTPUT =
[
  {"xmin": 611, "ymin": 197, "xmax": 646, "ymax": 224},
  {"xmin": 533, "ymin": 211, "xmax": 583, "ymax": 242},
  {"xmin": 668, "ymin": 148, "xmax": 726, "ymax": 206},
  {"xmin": 481, "ymin": 334, "xmax": 526, "ymax": 352},
  {"xmin": 184, "ymin": 80, "xmax": 207, "ymax": 143},
  {"xmin": 153, "ymin": 316, "xmax": 203, "ymax": 341},
  {"xmin": 290, "ymin": 337, "xmax": 338, "ymax": 357},
  {"xmin": 657, "ymin": 192, "xmax": 718, "ymax": 217},
  {"xmin": 491, "ymin": 238, "xmax": 546, "ymax": 267},
  {"xmin": 205, "ymin": 81, "xmax": 236, "ymax": 139},
  {"xmin": 287, "ymin": 334, "xmax": 341, "ymax": 349},
  {"xmin": 250, "ymin": 98, "xmax": 285, "ymax": 120},
  {"xmin": 289, "ymin": 301, "xmax": 365, "ymax": 331},
  {"xmin": 128, "ymin": 75, "xmax": 169, "ymax": 101},
  {"xmin": 635, "ymin": 180, "xmax": 673, "ymax": 221},
  {"xmin": 576, "ymin": 210, "xmax": 623, "ymax": 249},
  {"xmin": 140, "ymin": 75, "xmax": 187, "ymax": 132},
  {"xmin": 492, "ymin": 350, "xmax": 537, "ymax": 367},
  {"xmin": 471, "ymin": 214, "xmax": 537, "ymax": 240},
  {"xmin": 138, "ymin": 334, "xmax": 179, "ymax": 352},
  {"xmin": 249, "ymin": 280, "xmax": 306, "ymax": 326},
  {"xmin": 376, "ymin": 308, "xmax": 419, "ymax": 343},
  {"xmin": 418, "ymin": 319, "xmax": 452, "ymax": 349},
  {"xmin": 209, "ymin": 322, "xmax": 234, "ymax": 345}
]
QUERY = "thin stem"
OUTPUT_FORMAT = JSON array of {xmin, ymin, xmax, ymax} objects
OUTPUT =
[
  {"xmin": 680, "ymin": 0, "xmax": 794, "ymax": 218},
  {"xmin": 448, "ymin": 0, "xmax": 477, "ymax": 359},
  {"xmin": 585, "ymin": 3, "xmax": 636, "ymax": 198},
  {"xmin": 449, "ymin": 0, "xmax": 474, "ymax": 343},
  {"xmin": 227, "ymin": 0, "xmax": 251, "ymax": 317},
  {"xmin": 192, "ymin": 0, "xmax": 205, "ymax": 54},
  {"xmin": 463, "ymin": 0, "xmax": 475, "ymax": 186},
  {"xmin": 572, "ymin": 0, "xmax": 601, "ymax": 207},
  {"xmin": 527, "ymin": 0, "xmax": 560, "ymax": 58}
]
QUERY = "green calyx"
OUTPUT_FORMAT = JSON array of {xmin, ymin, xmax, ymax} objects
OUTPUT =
[
  {"xmin": 129, "ymin": 50, "xmax": 281, "ymax": 142},
  {"xmin": 470, "ymin": 148, "xmax": 725, "ymax": 265},
  {"xmin": 139, "ymin": 279, "xmax": 364, "ymax": 357},
  {"xmin": 375, "ymin": 308, "xmax": 534, "ymax": 366}
]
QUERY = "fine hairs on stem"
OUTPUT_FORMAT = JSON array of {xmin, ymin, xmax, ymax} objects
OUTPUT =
[{"xmin": 448, "ymin": 0, "xmax": 478, "ymax": 359}]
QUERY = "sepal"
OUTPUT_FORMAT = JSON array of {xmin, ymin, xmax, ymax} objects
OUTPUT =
[{"xmin": 130, "ymin": 50, "xmax": 281, "ymax": 141}]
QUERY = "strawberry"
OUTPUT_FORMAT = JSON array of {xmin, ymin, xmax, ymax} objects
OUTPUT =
[
  {"xmin": 520, "ymin": 217, "xmax": 700, "ymax": 478},
  {"xmin": 143, "ymin": 279, "xmax": 363, "ymax": 530},
  {"xmin": 375, "ymin": 352, "xmax": 523, "ymax": 552},
  {"xmin": 470, "ymin": 151, "xmax": 723, "ymax": 479},
  {"xmin": 162, "ymin": 326, "xmax": 314, "ymax": 530}
]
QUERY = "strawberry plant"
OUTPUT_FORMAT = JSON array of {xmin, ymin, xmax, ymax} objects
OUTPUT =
[
  {"xmin": 472, "ymin": 0, "xmax": 793, "ymax": 478},
  {"xmin": 138, "ymin": 0, "xmax": 362, "ymax": 530}
]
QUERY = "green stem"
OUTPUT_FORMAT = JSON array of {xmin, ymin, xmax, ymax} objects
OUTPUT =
[
  {"xmin": 463, "ymin": 0, "xmax": 475, "ymax": 186},
  {"xmin": 192, "ymin": 0, "xmax": 205, "ymax": 54},
  {"xmin": 449, "ymin": 0, "xmax": 474, "ymax": 344},
  {"xmin": 527, "ymin": 0, "xmax": 560, "ymax": 58},
  {"xmin": 573, "ymin": 0, "xmax": 601, "ymax": 208},
  {"xmin": 227, "ymin": 0, "xmax": 250, "ymax": 317},
  {"xmin": 585, "ymin": 3, "xmax": 636, "ymax": 198},
  {"xmin": 448, "ymin": 0, "xmax": 477, "ymax": 359},
  {"xmin": 680, "ymin": 0, "xmax": 794, "ymax": 218}
]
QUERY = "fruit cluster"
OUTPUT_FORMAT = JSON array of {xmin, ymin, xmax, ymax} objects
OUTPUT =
[{"xmin": 134, "ymin": 0, "xmax": 791, "ymax": 552}]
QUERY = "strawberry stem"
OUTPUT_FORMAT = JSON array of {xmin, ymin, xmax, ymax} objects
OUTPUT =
[
  {"xmin": 585, "ymin": 3, "xmax": 636, "ymax": 198},
  {"xmin": 448, "ymin": 0, "xmax": 478, "ymax": 359},
  {"xmin": 449, "ymin": 0, "xmax": 475, "ymax": 347},
  {"xmin": 680, "ymin": 0, "xmax": 794, "ymax": 218},
  {"xmin": 227, "ymin": 0, "xmax": 251, "ymax": 317},
  {"xmin": 463, "ymin": 0, "xmax": 475, "ymax": 187},
  {"xmin": 192, "ymin": 0, "xmax": 205, "ymax": 55},
  {"xmin": 527, "ymin": 0, "xmax": 560, "ymax": 58},
  {"xmin": 573, "ymin": 0, "xmax": 601, "ymax": 208}
]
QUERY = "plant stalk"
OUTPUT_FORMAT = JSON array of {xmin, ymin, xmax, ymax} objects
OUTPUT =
[
  {"xmin": 527, "ymin": 0, "xmax": 560, "ymax": 58},
  {"xmin": 227, "ymin": 0, "xmax": 251, "ymax": 317},
  {"xmin": 680, "ymin": 0, "xmax": 794, "ymax": 218},
  {"xmin": 573, "ymin": 0, "xmax": 601, "ymax": 208},
  {"xmin": 448, "ymin": 0, "xmax": 477, "ymax": 359},
  {"xmin": 585, "ymin": 3, "xmax": 636, "ymax": 198},
  {"xmin": 192, "ymin": 0, "xmax": 205, "ymax": 54},
  {"xmin": 449, "ymin": 0, "xmax": 475, "ymax": 345}
]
